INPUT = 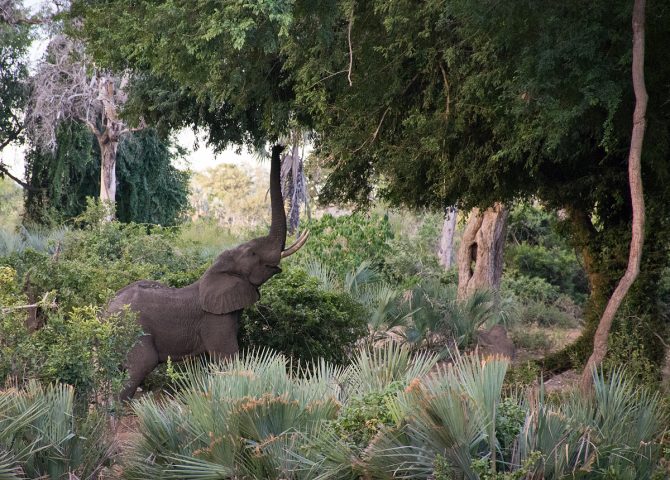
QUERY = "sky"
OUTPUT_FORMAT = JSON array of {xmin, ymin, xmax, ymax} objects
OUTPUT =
[{"xmin": 4, "ymin": 0, "xmax": 268, "ymax": 180}]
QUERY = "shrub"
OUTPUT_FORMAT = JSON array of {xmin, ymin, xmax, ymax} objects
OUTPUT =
[
  {"xmin": 0, "ymin": 382, "xmax": 113, "ymax": 479},
  {"xmin": 121, "ymin": 347, "xmax": 667, "ymax": 479},
  {"xmin": 123, "ymin": 351, "xmax": 341, "ymax": 480},
  {"xmin": 1, "ymin": 266, "xmax": 142, "ymax": 404},
  {"xmin": 505, "ymin": 243, "xmax": 588, "ymax": 303},
  {"xmin": 240, "ymin": 268, "xmax": 368, "ymax": 364},
  {"xmin": 331, "ymin": 381, "xmax": 403, "ymax": 447}
]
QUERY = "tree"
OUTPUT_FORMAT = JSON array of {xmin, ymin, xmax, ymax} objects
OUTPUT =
[
  {"xmin": 73, "ymin": 0, "xmax": 299, "ymax": 150},
  {"xmin": 580, "ymin": 0, "xmax": 648, "ymax": 389},
  {"xmin": 437, "ymin": 207, "xmax": 457, "ymax": 269},
  {"xmin": 289, "ymin": 0, "xmax": 670, "ymax": 375},
  {"xmin": 77, "ymin": 0, "xmax": 670, "ymax": 374},
  {"xmin": 457, "ymin": 205, "xmax": 507, "ymax": 300},
  {"xmin": 26, "ymin": 34, "xmax": 145, "ymax": 211},
  {"xmin": 24, "ymin": 122, "xmax": 190, "ymax": 226},
  {"xmin": 0, "ymin": 1, "xmax": 31, "ymax": 188}
]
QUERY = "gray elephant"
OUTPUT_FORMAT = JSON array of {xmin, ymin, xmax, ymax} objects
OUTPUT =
[{"xmin": 108, "ymin": 145, "xmax": 308, "ymax": 400}]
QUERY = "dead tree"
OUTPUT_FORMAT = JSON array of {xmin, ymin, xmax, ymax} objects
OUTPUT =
[{"xmin": 25, "ymin": 34, "xmax": 144, "ymax": 216}]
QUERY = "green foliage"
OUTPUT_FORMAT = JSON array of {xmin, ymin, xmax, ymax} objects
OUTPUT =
[
  {"xmin": 504, "ymin": 361, "xmax": 541, "ymax": 390},
  {"xmin": 122, "ymin": 350, "xmax": 341, "ymax": 480},
  {"xmin": 522, "ymin": 369, "xmax": 667, "ymax": 479},
  {"xmin": 118, "ymin": 346, "xmax": 667, "ymax": 479},
  {"xmin": 191, "ymin": 163, "xmax": 271, "ymax": 229},
  {"xmin": 471, "ymin": 451, "xmax": 543, "ymax": 480},
  {"xmin": 0, "ymin": 9, "xmax": 31, "ymax": 156},
  {"xmin": 604, "ymin": 315, "xmax": 659, "ymax": 387},
  {"xmin": 505, "ymin": 244, "xmax": 587, "ymax": 304},
  {"xmin": 75, "ymin": 0, "xmax": 299, "ymax": 149},
  {"xmin": 293, "ymin": 212, "xmax": 394, "ymax": 278},
  {"xmin": 0, "ymin": 179, "xmax": 22, "ymax": 229},
  {"xmin": 24, "ymin": 123, "xmax": 190, "ymax": 226},
  {"xmin": 331, "ymin": 381, "xmax": 403, "ymax": 447},
  {"xmin": 0, "ymin": 266, "xmax": 141, "ymax": 403},
  {"xmin": 0, "ymin": 382, "xmax": 113, "ymax": 480},
  {"xmin": 3, "ymin": 212, "xmax": 206, "ymax": 311},
  {"xmin": 241, "ymin": 267, "xmax": 368, "ymax": 365},
  {"xmin": 402, "ymin": 284, "xmax": 503, "ymax": 352}
]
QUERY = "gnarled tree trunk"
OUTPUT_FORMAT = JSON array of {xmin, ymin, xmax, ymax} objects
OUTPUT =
[{"xmin": 457, "ymin": 203, "xmax": 508, "ymax": 300}]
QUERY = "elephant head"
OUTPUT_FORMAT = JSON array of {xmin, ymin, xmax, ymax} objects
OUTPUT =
[{"xmin": 198, "ymin": 145, "xmax": 309, "ymax": 314}]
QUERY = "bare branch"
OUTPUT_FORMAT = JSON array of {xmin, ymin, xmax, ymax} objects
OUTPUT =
[
  {"xmin": 1, "ymin": 292, "xmax": 57, "ymax": 315},
  {"xmin": 25, "ymin": 35, "xmax": 140, "ymax": 152},
  {"xmin": 0, "ymin": 162, "xmax": 43, "ymax": 191}
]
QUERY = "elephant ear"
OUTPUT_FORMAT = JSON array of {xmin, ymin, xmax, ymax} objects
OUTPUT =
[{"xmin": 198, "ymin": 264, "xmax": 260, "ymax": 315}]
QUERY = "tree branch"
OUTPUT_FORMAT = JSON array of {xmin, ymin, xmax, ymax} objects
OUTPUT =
[
  {"xmin": 347, "ymin": 4, "xmax": 355, "ymax": 86},
  {"xmin": 0, "ymin": 162, "xmax": 43, "ymax": 192},
  {"xmin": 1, "ymin": 292, "xmax": 56, "ymax": 314}
]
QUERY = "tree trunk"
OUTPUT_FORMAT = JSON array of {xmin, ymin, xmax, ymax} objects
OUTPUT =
[
  {"xmin": 580, "ymin": 0, "xmax": 647, "ymax": 390},
  {"xmin": 437, "ymin": 207, "xmax": 458, "ymax": 269},
  {"xmin": 457, "ymin": 203, "xmax": 508, "ymax": 301},
  {"xmin": 96, "ymin": 132, "xmax": 118, "ymax": 205}
]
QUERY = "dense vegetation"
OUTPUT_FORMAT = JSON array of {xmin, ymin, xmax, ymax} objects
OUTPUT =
[{"xmin": 1, "ymin": 0, "xmax": 669, "ymax": 477}]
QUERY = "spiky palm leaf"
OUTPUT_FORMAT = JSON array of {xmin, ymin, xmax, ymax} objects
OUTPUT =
[{"xmin": 124, "ymin": 350, "xmax": 342, "ymax": 480}]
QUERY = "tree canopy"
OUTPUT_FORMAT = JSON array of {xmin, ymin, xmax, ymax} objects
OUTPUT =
[{"xmin": 76, "ymin": 0, "xmax": 670, "ymax": 371}]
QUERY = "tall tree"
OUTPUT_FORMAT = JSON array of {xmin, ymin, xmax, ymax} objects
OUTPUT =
[
  {"xmin": 26, "ymin": 34, "xmax": 145, "ymax": 211},
  {"xmin": 77, "ymin": 0, "xmax": 670, "ymax": 374},
  {"xmin": 581, "ymin": 0, "xmax": 649, "ymax": 389}
]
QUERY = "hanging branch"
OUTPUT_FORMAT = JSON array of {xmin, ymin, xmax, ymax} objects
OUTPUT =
[
  {"xmin": 580, "ymin": 0, "xmax": 648, "ymax": 390},
  {"xmin": 347, "ymin": 2, "xmax": 355, "ymax": 86}
]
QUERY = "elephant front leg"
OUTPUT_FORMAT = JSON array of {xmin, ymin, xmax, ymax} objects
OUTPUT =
[{"xmin": 200, "ymin": 313, "xmax": 240, "ymax": 362}]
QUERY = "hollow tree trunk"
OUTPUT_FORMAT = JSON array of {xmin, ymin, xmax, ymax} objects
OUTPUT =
[
  {"xmin": 580, "ymin": 0, "xmax": 647, "ymax": 390},
  {"xmin": 457, "ymin": 203, "xmax": 508, "ymax": 300},
  {"xmin": 437, "ymin": 207, "xmax": 458, "ymax": 269}
]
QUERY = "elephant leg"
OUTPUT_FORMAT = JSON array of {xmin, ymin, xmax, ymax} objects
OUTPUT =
[
  {"xmin": 119, "ymin": 335, "xmax": 159, "ymax": 402},
  {"xmin": 200, "ymin": 314, "xmax": 240, "ymax": 362}
]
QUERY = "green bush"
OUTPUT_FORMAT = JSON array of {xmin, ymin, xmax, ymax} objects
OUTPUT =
[
  {"xmin": 0, "ymin": 266, "xmax": 141, "ymax": 404},
  {"xmin": 2, "ymin": 218, "xmax": 208, "ymax": 312},
  {"xmin": 241, "ymin": 268, "xmax": 368, "ymax": 364},
  {"xmin": 331, "ymin": 381, "xmax": 403, "ymax": 447}
]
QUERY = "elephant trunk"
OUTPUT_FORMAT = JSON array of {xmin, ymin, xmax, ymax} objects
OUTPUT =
[{"xmin": 268, "ymin": 144, "xmax": 287, "ymax": 250}]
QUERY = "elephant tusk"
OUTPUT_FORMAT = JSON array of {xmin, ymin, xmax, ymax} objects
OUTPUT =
[{"xmin": 281, "ymin": 230, "xmax": 310, "ymax": 258}]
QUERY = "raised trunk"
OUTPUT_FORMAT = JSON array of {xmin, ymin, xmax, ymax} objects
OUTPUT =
[
  {"xmin": 437, "ymin": 207, "xmax": 458, "ymax": 269},
  {"xmin": 457, "ymin": 203, "xmax": 508, "ymax": 301},
  {"xmin": 580, "ymin": 0, "xmax": 647, "ymax": 390},
  {"xmin": 268, "ymin": 145, "xmax": 287, "ymax": 249}
]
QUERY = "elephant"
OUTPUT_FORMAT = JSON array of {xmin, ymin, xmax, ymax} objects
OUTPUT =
[{"xmin": 107, "ymin": 145, "xmax": 309, "ymax": 400}]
